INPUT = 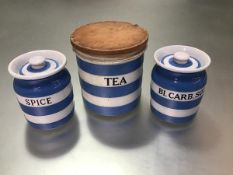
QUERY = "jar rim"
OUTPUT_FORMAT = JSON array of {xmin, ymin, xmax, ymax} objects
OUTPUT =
[
  {"xmin": 8, "ymin": 50, "xmax": 66, "ymax": 80},
  {"xmin": 154, "ymin": 45, "xmax": 211, "ymax": 73},
  {"xmin": 75, "ymin": 49, "xmax": 145, "ymax": 65}
]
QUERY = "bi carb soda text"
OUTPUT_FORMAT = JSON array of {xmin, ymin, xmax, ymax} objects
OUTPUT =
[{"xmin": 157, "ymin": 86, "xmax": 204, "ymax": 101}]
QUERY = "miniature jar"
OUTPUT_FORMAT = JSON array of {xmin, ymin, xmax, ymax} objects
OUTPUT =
[
  {"xmin": 151, "ymin": 45, "xmax": 211, "ymax": 124},
  {"xmin": 8, "ymin": 50, "xmax": 74, "ymax": 129}
]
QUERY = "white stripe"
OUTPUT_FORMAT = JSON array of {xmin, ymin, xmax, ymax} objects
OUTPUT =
[
  {"xmin": 151, "ymin": 99, "xmax": 198, "ymax": 118},
  {"xmin": 82, "ymin": 88, "xmax": 141, "ymax": 107},
  {"xmin": 24, "ymin": 101, "xmax": 74, "ymax": 124},
  {"xmin": 151, "ymin": 81, "xmax": 204, "ymax": 102},
  {"xmin": 78, "ymin": 66, "xmax": 142, "ymax": 87},
  {"xmin": 16, "ymin": 83, "xmax": 72, "ymax": 107},
  {"xmin": 76, "ymin": 50, "xmax": 144, "ymax": 65}
]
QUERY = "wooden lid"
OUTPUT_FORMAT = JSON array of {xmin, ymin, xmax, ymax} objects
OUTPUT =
[{"xmin": 70, "ymin": 21, "xmax": 148, "ymax": 59}]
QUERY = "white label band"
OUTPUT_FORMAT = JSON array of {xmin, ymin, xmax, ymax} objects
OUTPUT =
[
  {"xmin": 82, "ymin": 88, "xmax": 141, "ymax": 107},
  {"xmin": 79, "ymin": 66, "xmax": 142, "ymax": 87},
  {"xmin": 16, "ymin": 83, "xmax": 72, "ymax": 107},
  {"xmin": 151, "ymin": 99, "xmax": 199, "ymax": 118},
  {"xmin": 24, "ymin": 101, "xmax": 74, "ymax": 124},
  {"xmin": 151, "ymin": 81, "xmax": 204, "ymax": 102}
]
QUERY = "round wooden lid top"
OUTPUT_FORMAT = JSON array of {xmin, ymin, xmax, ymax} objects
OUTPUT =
[{"xmin": 70, "ymin": 21, "xmax": 148, "ymax": 57}]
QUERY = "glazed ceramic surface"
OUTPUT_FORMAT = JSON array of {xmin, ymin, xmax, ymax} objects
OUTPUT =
[
  {"xmin": 151, "ymin": 45, "xmax": 211, "ymax": 124},
  {"xmin": 8, "ymin": 50, "xmax": 74, "ymax": 129},
  {"xmin": 77, "ymin": 53, "xmax": 144, "ymax": 116}
]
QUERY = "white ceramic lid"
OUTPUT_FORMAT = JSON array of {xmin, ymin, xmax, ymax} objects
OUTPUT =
[
  {"xmin": 154, "ymin": 45, "xmax": 211, "ymax": 73},
  {"xmin": 8, "ymin": 50, "xmax": 67, "ymax": 80}
]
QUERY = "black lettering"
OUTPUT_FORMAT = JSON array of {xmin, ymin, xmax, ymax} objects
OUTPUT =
[
  {"xmin": 25, "ymin": 99, "xmax": 30, "ymax": 105},
  {"xmin": 119, "ymin": 77, "xmax": 127, "ymax": 85},
  {"xmin": 104, "ymin": 78, "xmax": 111, "ymax": 86},
  {"xmin": 168, "ymin": 92, "xmax": 174, "ymax": 99},
  {"xmin": 113, "ymin": 78, "xmax": 119, "ymax": 86},
  {"xmin": 188, "ymin": 94, "xmax": 193, "ymax": 100},
  {"xmin": 36, "ymin": 99, "xmax": 40, "ymax": 106},
  {"xmin": 181, "ymin": 94, "xmax": 187, "ymax": 100},
  {"xmin": 174, "ymin": 93, "xmax": 181, "ymax": 100},
  {"xmin": 195, "ymin": 92, "xmax": 201, "ymax": 97},
  {"xmin": 158, "ymin": 88, "xmax": 163, "ymax": 94},
  {"xmin": 40, "ymin": 99, "xmax": 46, "ymax": 105},
  {"xmin": 195, "ymin": 89, "xmax": 204, "ymax": 97},
  {"xmin": 105, "ymin": 77, "xmax": 128, "ymax": 86},
  {"xmin": 159, "ymin": 88, "xmax": 166, "ymax": 96},
  {"xmin": 47, "ymin": 97, "xmax": 52, "ymax": 104},
  {"xmin": 31, "ymin": 100, "xmax": 36, "ymax": 107},
  {"xmin": 24, "ymin": 98, "xmax": 53, "ymax": 106}
]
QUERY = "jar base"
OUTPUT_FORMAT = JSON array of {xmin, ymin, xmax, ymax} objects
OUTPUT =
[
  {"xmin": 27, "ymin": 108, "xmax": 75, "ymax": 130},
  {"xmin": 151, "ymin": 105, "xmax": 196, "ymax": 125},
  {"xmin": 83, "ymin": 97, "xmax": 140, "ymax": 117}
]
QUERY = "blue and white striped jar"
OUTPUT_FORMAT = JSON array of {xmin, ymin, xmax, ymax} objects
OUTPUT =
[
  {"xmin": 70, "ymin": 21, "xmax": 148, "ymax": 116},
  {"xmin": 151, "ymin": 45, "xmax": 211, "ymax": 124},
  {"xmin": 76, "ymin": 52, "xmax": 144, "ymax": 116},
  {"xmin": 8, "ymin": 50, "xmax": 74, "ymax": 129}
]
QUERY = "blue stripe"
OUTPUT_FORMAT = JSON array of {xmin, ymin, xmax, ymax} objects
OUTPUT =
[
  {"xmin": 83, "ymin": 97, "xmax": 140, "ymax": 116},
  {"xmin": 151, "ymin": 105, "xmax": 196, "ymax": 124},
  {"xmin": 151, "ymin": 65, "xmax": 207, "ymax": 92},
  {"xmin": 27, "ymin": 61, "xmax": 51, "ymax": 73},
  {"xmin": 77, "ymin": 55, "xmax": 144, "ymax": 76},
  {"xmin": 161, "ymin": 55, "xmax": 201, "ymax": 68},
  {"xmin": 80, "ymin": 77, "xmax": 142, "ymax": 97},
  {"xmin": 161, "ymin": 54, "xmax": 172, "ymax": 64},
  {"xmin": 27, "ymin": 108, "xmax": 74, "ymax": 129},
  {"xmin": 19, "ymin": 58, "xmax": 59, "ymax": 75},
  {"xmin": 161, "ymin": 54, "xmax": 193, "ymax": 68},
  {"xmin": 169, "ymin": 58, "xmax": 193, "ymax": 68},
  {"xmin": 193, "ymin": 57, "xmax": 201, "ymax": 68},
  {"xmin": 14, "ymin": 69, "xmax": 71, "ymax": 97},
  {"xmin": 150, "ymin": 90, "xmax": 202, "ymax": 109},
  {"xmin": 20, "ymin": 92, "xmax": 73, "ymax": 116}
]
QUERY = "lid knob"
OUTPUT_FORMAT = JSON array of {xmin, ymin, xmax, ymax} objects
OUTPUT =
[
  {"xmin": 174, "ymin": 51, "xmax": 189, "ymax": 64},
  {"xmin": 29, "ymin": 56, "xmax": 46, "ymax": 69}
]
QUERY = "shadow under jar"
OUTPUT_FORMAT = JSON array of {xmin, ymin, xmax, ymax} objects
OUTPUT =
[{"xmin": 70, "ymin": 21, "xmax": 148, "ymax": 116}]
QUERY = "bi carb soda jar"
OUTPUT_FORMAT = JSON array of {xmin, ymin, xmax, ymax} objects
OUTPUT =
[
  {"xmin": 151, "ymin": 45, "xmax": 211, "ymax": 124},
  {"xmin": 70, "ymin": 21, "xmax": 148, "ymax": 116},
  {"xmin": 8, "ymin": 50, "xmax": 74, "ymax": 129}
]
